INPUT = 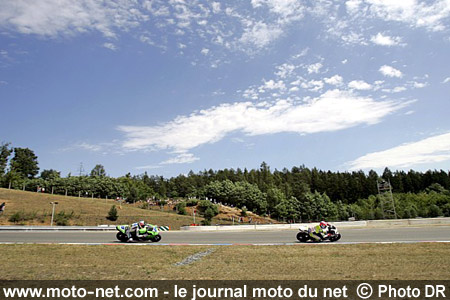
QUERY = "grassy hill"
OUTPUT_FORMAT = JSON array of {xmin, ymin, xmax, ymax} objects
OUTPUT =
[{"xmin": 0, "ymin": 188, "xmax": 197, "ymax": 229}]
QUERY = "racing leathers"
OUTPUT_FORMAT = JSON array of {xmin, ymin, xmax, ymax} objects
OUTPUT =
[
  {"xmin": 309, "ymin": 224, "xmax": 328, "ymax": 241},
  {"xmin": 126, "ymin": 221, "xmax": 147, "ymax": 242}
]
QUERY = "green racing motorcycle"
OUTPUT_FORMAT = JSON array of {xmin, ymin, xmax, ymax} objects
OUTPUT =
[{"xmin": 116, "ymin": 224, "xmax": 162, "ymax": 243}]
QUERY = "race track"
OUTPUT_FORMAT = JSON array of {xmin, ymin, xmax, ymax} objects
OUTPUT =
[{"xmin": 0, "ymin": 226, "xmax": 449, "ymax": 245}]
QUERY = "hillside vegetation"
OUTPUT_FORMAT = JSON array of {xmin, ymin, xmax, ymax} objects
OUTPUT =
[
  {"xmin": 1, "ymin": 141, "xmax": 450, "ymax": 222},
  {"xmin": 0, "ymin": 189, "xmax": 277, "ymax": 227},
  {"xmin": 0, "ymin": 189, "xmax": 196, "ymax": 229}
]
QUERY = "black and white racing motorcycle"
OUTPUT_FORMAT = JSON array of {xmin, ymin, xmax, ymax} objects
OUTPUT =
[{"xmin": 296, "ymin": 224, "xmax": 342, "ymax": 243}]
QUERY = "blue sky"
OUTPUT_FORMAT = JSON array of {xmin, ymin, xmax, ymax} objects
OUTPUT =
[{"xmin": 1, "ymin": 0, "xmax": 449, "ymax": 178}]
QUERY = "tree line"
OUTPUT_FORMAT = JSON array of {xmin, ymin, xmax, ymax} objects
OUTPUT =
[{"xmin": 1, "ymin": 142, "xmax": 449, "ymax": 222}]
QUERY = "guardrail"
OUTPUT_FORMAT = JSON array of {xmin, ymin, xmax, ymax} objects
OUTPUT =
[
  {"xmin": 0, "ymin": 225, "xmax": 118, "ymax": 231},
  {"xmin": 0, "ymin": 225, "xmax": 171, "ymax": 232},
  {"xmin": 180, "ymin": 217, "xmax": 450, "ymax": 231},
  {"xmin": 1, "ymin": 217, "xmax": 449, "ymax": 231}
]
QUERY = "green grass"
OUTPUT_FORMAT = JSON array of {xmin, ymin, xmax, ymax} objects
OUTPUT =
[
  {"xmin": 0, "ymin": 243, "xmax": 448, "ymax": 280},
  {"xmin": 0, "ymin": 188, "xmax": 197, "ymax": 229}
]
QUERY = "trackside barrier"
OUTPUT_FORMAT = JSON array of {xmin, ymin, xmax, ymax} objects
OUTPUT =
[
  {"xmin": 367, "ymin": 218, "xmax": 450, "ymax": 227},
  {"xmin": 180, "ymin": 217, "xmax": 450, "ymax": 231},
  {"xmin": 0, "ymin": 226, "xmax": 117, "ymax": 231},
  {"xmin": 0, "ymin": 218, "xmax": 448, "ymax": 232},
  {"xmin": 180, "ymin": 222, "xmax": 365, "ymax": 232},
  {"xmin": 0, "ymin": 225, "xmax": 171, "ymax": 232}
]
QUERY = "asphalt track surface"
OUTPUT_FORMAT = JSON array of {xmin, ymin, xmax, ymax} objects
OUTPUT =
[{"xmin": 0, "ymin": 226, "xmax": 449, "ymax": 245}]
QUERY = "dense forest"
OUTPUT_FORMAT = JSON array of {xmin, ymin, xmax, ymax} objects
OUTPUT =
[{"xmin": 1, "ymin": 142, "xmax": 450, "ymax": 222}]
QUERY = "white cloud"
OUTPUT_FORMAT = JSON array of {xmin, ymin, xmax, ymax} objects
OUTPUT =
[
  {"xmin": 301, "ymin": 80, "xmax": 324, "ymax": 92},
  {"xmin": 292, "ymin": 48, "xmax": 309, "ymax": 59},
  {"xmin": 251, "ymin": 0, "xmax": 305, "ymax": 23},
  {"xmin": 118, "ymin": 89, "xmax": 411, "ymax": 153},
  {"xmin": 211, "ymin": 2, "xmax": 221, "ymax": 14},
  {"xmin": 75, "ymin": 142, "xmax": 103, "ymax": 152},
  {"xmin": 242, "ymin": 88, "xmax": 259, "ymax": 100},
  {"xmin": 348, "ymin": 80, "xmax": 372, "ymax": 90},
  {"xmin": 1, "ymin": 0, "xmax": 448, "ymax": 63},
  {"xmin": 324, "ymin": 75, "xmax": 344, "ymax": 86},
  {"xmin": 239, "ymin": 21, "xmax": 284, "ymax": 49},
  {"xmin": 392, "ymin": 86, "xmax": 407, "ymax": 93},
  {"xmin": 201, "ymin": 48, "xmax": 210, "ymax": 55},
  {"xmin": 364, "ymin": 0, "xmax": 450, "ymax": 32},
  {"xmin": 160, "ymin": 153, "xmax": 199, "ymax": 165},
  {"xmin": 345, "ymin": 0, "xmax": 362, "ymax": 14},
  {"xmin": 348, "ymin": 132, "xmax": 450, "ymax": 170},
  {"xmin": 379, "ymin": 65, "xmax": 403, "ymax": 78},
  {"xmin": 341, "ymin": 32, "xmax": 367, "ymax": 45},
  {"xmin": 262, "ymin": 79, "xmax": 286, "ymax": 91},
  {"xmin": 443, "ymin": 77, "xmax": 450, "ymax": 84},
  {"xmin": 370, "ymin": 32, "xmax": 404, "ymax": 46},
  {"xmin": 412, "ymin": 82, "xmax": 427, "ymax": 89},
  {"xmin": 0, "ymin": 0, "xmax": 147, "ymax": 38},
  {"xmin": 62, "ymin": 142, "xmax": 104, "ymax": 153},
  {"xmin": 306, "ymin": 62, "xmax": 323, "ymax": 74},
  {"xmin": 275, "ymin": 63, "xmax": 296, "ymax": 79},
  {"xmin": 381, "ymin": 86, "xmax": 407, "ymax": 93},
  {"xmin": 103, "ymin": 43, "xmax": 117, "ymax": 51}
]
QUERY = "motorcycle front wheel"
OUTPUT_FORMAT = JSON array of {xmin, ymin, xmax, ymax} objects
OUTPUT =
[
  {"xmin": 151, "ymin": 234, "xmax": 162, "ymax": 242},
  {"xmin": 332, "ymin": 233, "xmax": 342, "ymax": 242}
]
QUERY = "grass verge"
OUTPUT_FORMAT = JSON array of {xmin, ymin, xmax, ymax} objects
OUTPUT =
[{"xmin": 0, "ymin": 243, "xmax": 448, "ymax": 280}]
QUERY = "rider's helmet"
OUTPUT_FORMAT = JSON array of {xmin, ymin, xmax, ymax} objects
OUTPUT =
[
  {"xmin": 319, "ymin": 221, "xmax": 328, "ymax": 229},
  {"xmin": 139, "ymin": 220, "xmax": 145, "ymax": 228}
]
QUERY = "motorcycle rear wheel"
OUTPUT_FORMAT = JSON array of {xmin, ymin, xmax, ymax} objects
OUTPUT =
[
  {"xmin": 116, "ymin": 232, "xmax": 128, "ymax": 242},
  {"xmin": 296, "ymin": 232, "xmax": 309, "ymax": 243}
]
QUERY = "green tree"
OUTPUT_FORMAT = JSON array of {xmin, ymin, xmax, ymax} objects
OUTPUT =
[
  {"xmin": 428, "ymin": 204, "xmax": 443, "ymax": 217},
  {"xmin": 175, "ymin": 202, "xmax": 187, "ymax": 215},
  {"xmin": 107, "ymin": 205, "xmax": 119, "ymax": 221},
  {"xmin": 442, "ymin": 203, "xmax": 450, "ymax": 217},
  {"xmin": 301, "ymin": 191, "xmax": 338, "ymax": 221},
  {"xmin": 4, "ymin": 169, "xmax": 22, "ymax": 189},
  {"xmin": 197, "ymin": 200, "xmax": 218, "ymax": 213},
  {"xmin": 201, "ymin": 207, "xmax": 216, "ymax": 225},
  {"xmin": 266, "ymin": 187, "xmax": 286, "ymax": 214},
  {"xmin": 10, "ymin": 148, "xmax": 39, "ymax": 179},
  {"xmin": 0, "ymin": 142, "xmax": 12, "ymax": 176},
  {"xmin": 40, "ymin": 169, "xmax": 61, "ymax": 180},
  {"xmin": 241, "ymin": 206, "xmax": 247, "ymax": 217},
  {"xmin": 273, "ymin": 196, "xmax": 301, "ymax": 222},
  {"xmin": 90, "ymin": 164, "xmax": 106, "ymax": 177}
]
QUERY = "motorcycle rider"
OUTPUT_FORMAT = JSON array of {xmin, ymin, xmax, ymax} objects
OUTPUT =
[
  {"xmin": 127, "ymin": 220, "xmax": 147, "ymax": 242},
  {"xmin": 309, "ymin": 221, "xmax": 329, "ymax": 242}
]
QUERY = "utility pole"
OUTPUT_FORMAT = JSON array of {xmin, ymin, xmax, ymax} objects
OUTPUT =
[
  {"xmin": 77, "ymin": 162, "xmax": 85, "ymax": 176},
  {"xmin": 50, "ymin": 202, "xmax": 58, "ymax": 226}
]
